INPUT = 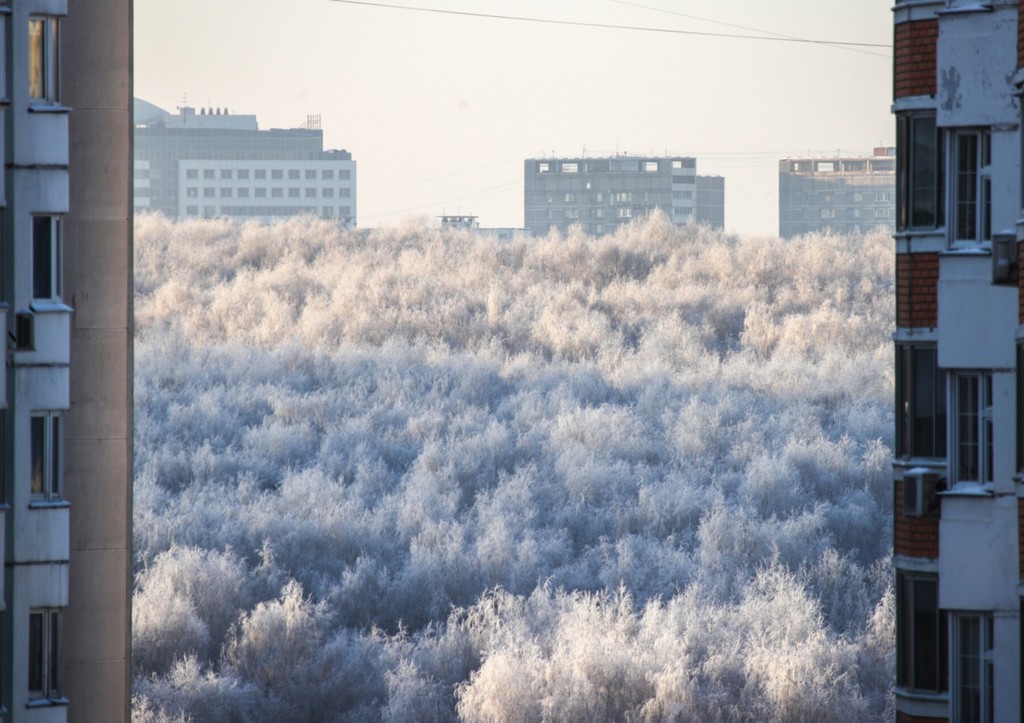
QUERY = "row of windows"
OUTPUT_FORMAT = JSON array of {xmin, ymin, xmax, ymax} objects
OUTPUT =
[
  {"xmin": 896, "ymin": 112, "xmax": 992, "ymax": 244},
  {"xmin": 784, "ymin": 191, "xmax": 893, "ymax": 204},
  {"xmin": 184, "ymin": 205, "xmax": 352, "ymax": 219},
  {"xmin": 895, "ymin": 344, "xmax": 996, "ymax": 485},
  {"xmin": 183, "ymin": 168, "xmax": 352, "ymax": 181},
  {"xmin": 897, "ymin": 572, "xmax": 996, "ymax": 723},
  {"xmin": 184, "ymin": 186, "xmax": 351, "ymax": 199},
  {"xmin": 535, "ymin": 159, "xmax": 695, "ymax": 174}
]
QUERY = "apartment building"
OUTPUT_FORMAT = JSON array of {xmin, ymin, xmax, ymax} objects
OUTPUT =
[
  {"xmin": 0, "ymin": 2, "xmax": 133, "ymax": 722},
  {"xmin": 892, "ymin": 1, "xmax": 1024, "ymax": 721},
  {"xmin": 523, "ymin": 156, "xmax": 724, "ymax": 237},
  {"xmin": 134, "ymin": 101, "xmax": 357, "ymax": 226},
  {"xmin": 778, "ymin": 149, "xmax": 895, "ymax": 238}
]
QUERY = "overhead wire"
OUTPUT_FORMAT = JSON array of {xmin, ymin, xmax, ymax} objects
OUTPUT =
[{"xmin": 325, "ymin": 0, "xmax": 890, "ymax": 49}]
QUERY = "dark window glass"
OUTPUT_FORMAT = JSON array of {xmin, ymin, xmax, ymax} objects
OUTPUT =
[
  {"xmin": 897, "ymin": 114, "xmax": 943, "ymax": 230},
  {"xmin": 897, "ymin": 345, "xmax": 947, "ymax": 458},
  {"xmin": 897, "ymin": 574, "xmax": 948, "ymax": 692},
  {"xmin": 32, "ymin": 216, "xmax": 52, "ymax": 298}
]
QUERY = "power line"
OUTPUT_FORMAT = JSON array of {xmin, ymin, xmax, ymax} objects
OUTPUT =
[
  {"xmin": 606, "ymin": 0, "xmax": 889, "ymax": 58},
  {"xmin": 325, "ymin": 0, "xmax": 890, "ymax": 49}
]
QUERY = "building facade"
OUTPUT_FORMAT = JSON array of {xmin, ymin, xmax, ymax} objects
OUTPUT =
[
  {"xmin": 778, "ymin": 149, "xmax": 895, "ymax": 238},
  {"xmin": 892, "ymin": 1, "xmax": 1024, "ymax": 721},
  {"xmin": 523, "ymin": 156, "xmax": 724, "ymax": 237},
  {"xmin": 1, "ymin": 1, "xmax": 133, "ymax": 722},
  {"xmin": 134, "ymin": 102, "xmax": 357, "ymax": 226}
]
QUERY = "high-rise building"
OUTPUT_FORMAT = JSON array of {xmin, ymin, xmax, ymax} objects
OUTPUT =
[
  {"xmin": 134, "ymin": 101, "xmax": 357, "ymax": 226},
  {"xmin": 0, "ymin": 2, "xmax": 133, "ymax": 722},
  {"xmin": 523, "ymin": 156, "xmax": 724, "ymax": 237},
  {"xmin": 778, "ymin": 149, "xmax": 895, "ymax": 238},
  {"xmin": 891, "ymin": 2, "xmax": 1024, "ymax": 721}
]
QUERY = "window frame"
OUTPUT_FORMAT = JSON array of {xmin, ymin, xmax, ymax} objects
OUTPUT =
[
  {"xmin": 897, "ymin": 111, "xmax": 944, "ymax": 231},
  {"xmin": 31, "ymin": 216, "xmax": 61, "ymax": 302},
  {"xmin": 27, "ymin": 16, "xmax": 59, "ymax": 104},
  {"xmin": 896, "ymin": 343, "xmax": 947, "ymax": 460},
  {"xmin": 951, "ymin": 612, "xmax": 993, "ymax": 723},
  {"xmin": 951, "ymin": 371, "xmax": 993, "ymax": 486},
  {"xmin": 950, "ymin": 128, "xmax": 992, "ymax": 245},
  {"xmin": 897, "ymin": 572, "xmax": 948, "ymax": 693},
  {"xmin": 28, "ymin": 608, "xmax": 61, "ymax": 701},
  {"xmin": 29, "ymin": 412, "xmax": 61, "ymax": 502}
]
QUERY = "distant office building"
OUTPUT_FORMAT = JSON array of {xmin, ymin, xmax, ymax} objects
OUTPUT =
[
  {"xmin": 524, "ymin": 156, "xmax": 725, "ymax": 237},
  {"xmin": 778, "ymin": 149, "xmax": 895, "ymax": 238},
  {"xmin": 439, "ymin": 214, "xmax": 530, "ymax": 241},
  {"xmin": 134, "ymin": 100, "xmax": 357, "ymax": 225}
]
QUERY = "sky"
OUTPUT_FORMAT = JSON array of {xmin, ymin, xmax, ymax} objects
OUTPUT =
[{"xmin": 134, "ymin": 0, "xmax": 894, "ymax": 238}]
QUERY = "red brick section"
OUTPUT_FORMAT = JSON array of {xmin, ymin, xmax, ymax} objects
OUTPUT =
[
  {"xmin": 1019, "ymin": 498, "xmax": 1024, "ymax": 581},
  {"xmin": 896, "ymin": 713, "xmax": 947, "ymax": 723},
  {"xmin": 1019, "ymin": 241, "xmax": 1024, "ymax": 324},
  {"xmin": 895, "ymin": 480, "xmax": 939, "ymax": 558},
  {"xmin": 897, "ymin": 253, "xmax": 939, "ymax": 329},
  {"xmin": 895, "ymin": 20, "xmax": 938, "ymax": 99},
  {"xmin": 1019, "ymin": 0, "xmax": 1024, "ymax": 69}
]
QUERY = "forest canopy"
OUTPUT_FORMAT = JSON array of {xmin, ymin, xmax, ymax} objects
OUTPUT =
[{"xmin": 132, "ymin": 213, "xmax": 894, "ymax": 722}]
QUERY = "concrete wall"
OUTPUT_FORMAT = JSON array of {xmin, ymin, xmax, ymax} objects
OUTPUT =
[{"xmin": 61, "ymin": 1, "xmax": 133, "ymax": 721}]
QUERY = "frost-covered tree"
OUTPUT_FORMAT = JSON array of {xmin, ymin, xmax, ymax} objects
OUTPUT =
[{"xmin": 132, "ymin": 213, "xmax": 894, "ymax": 721}]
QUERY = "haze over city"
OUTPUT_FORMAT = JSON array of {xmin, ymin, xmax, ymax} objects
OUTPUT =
[{"xmin": 134, "ymin": 0, "xmax": 893, "ymax": 236}]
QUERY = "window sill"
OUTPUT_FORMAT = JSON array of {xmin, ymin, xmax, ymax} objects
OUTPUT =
[
  {"xmin": 26, "ymin": 697, "xmax": 68, "ymax": 708},
  {"xmin": 940, "ymin": 245, "xmax": 991, "ymax": 256},
  {"xmin": 29, "ymin": 301, "xmax": 72, "ymax": 314},
  {"xmin": 938, "ymin": 482, "xmax": 993, "ymax": 497},
  {"xmin": 27, "ymin": 103, "xmax": 70, "ymax": 114},
  {"xmin": 936, "ymin": 4, "xmax": 994, "ymax": 15},
  {"xmin": 28, "ymin": 499, "xmax": 69, "ymax": 510}
]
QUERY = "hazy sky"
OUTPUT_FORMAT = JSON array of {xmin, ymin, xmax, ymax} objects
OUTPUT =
[{"xmin": 135, "ymin": 0, "xmax": 893, "ymax": 237}]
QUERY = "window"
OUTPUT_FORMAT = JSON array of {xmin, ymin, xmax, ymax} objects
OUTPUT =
[
  {"xmin": 28, "ymin": 17, "xmax": 59, "ymax": 103},
  {"xmin": 255, "ymin": 169, "xmax": 266, "ymax": 180},
  {"xmin": 564, "ymin": 193, "xmax": 575, "ymax": 203},
  {"xmin": 185, "ymin": 187, "xmax": 198, "ymax": 198},
  {"xmin": 952, "ymin": 129, "xmax": 991, "ymax": 243},
  {"xmin": 271, "ymin": 188, "xmax": 283, "ymax": 198},
  {"xmin": 203, "ymin": 187, "xmax": 214, "ymax": 198},
  {"xmin": 185, "ymin": 205, "xmax": 198, "ymax": 215},
  {"xmin": 322, "ymin": 188, "xmax": 334, "ymax": 197},
  {"xmin": 185, "ymin": 169, "xmax": 198, "ymax": 180},
  {"xmin": 952, "ymin": 613, "xmax": 993, "ymax": 723},
  {"xmin": 32, "ymin": 216, "xmax": 61, "ymax": 301},
  {"xmin": 1017, "ymin": 345, "xmax": 1024, "ymax": 470},
  {"xmin": 617, "ymin": 208, "xmax": 632, "ymax": 218},
  {"xmin": 953, "ymin": 371, "xmax": 992, "ymax": 484},
  {"xmin": 271, "ymin": 169, "xmax": 283, "ymax": 180},
  {"xmin": 897, "ymin": 113, "xmax": 944, "ymax": 230},
  {"xmin": 254, "ymin": 188, "xmax": 266, "ymax": 198},
  {"xmin": 339, "ymin": 188, "xmax": 351, "ymax": 198},
  {"xmin": 896, "ymin": 344, "xmax": 947, "ymax": 459},
  {"xmin": 237, "ymin": 169, "xmax": 249, "ymax": 180},
  {"xmin": 339, "ymin": 170, "xmax": 351, "ymax": 180},
  {"xmin": 203, "ymin": 169, "xmax": 215, "ymax": 180},
  {"xmin": 538, "ymin": 162, "xmax": 550, "ymax": 173},
  {"xmin": 30, "ymin": 413, "xmax": 61, "ymax": 501},
  {"xmin": 896, "ymin": 573, "xmax": 947, "ymax": 693},
  {"xmin": 220, "ymin": 187, "xmax": 232, "ymax": 198},
  {"xmin": 322, "ymin": 169, "xmax": 334, "ymax": 180},
  {"xmin": 288, "ymin": 170, "xmax": 300, "ymax": 180},
  {"xmin": 288, "ymin": 188, "xmax": 299, "ymax": 198},
  {"xmin": 28, "ymin": 609, "xmax": 61, "ymax": 700},
  {"xmin": 613, "ymin": 192, "xmax": 632, "ymax": 203},
  {"xmin": 561, "ymin": 162, "xmax": 578, "ymax": 173},
  {"xmin": 238, "ymin": 188, "xmax": 249, "ymax": 198},
  {"xmin": 220, "ymin": 169, "xmax": 232, "ymax": 180},
  {"xmin": 305, "ymin": 188, "xmax": 316, "ymax": 198},
  {"xmin": 305, "ymin": 169, "xmax": 316, "ymax": 180},
  {"xmin": 644, "ymin": 161, "xmax": 659, "ymax": 172}
]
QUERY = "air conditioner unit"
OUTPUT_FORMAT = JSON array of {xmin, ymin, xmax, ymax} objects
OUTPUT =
[
  {"xmin": 903, "ymin": 467, "xmax": 942, "ymax": 518},
  {"xmin": 992, "ymin": 232, "xmax": 1017, "ymax": 284},
  {"xmin": 14, "ymin": 310, "xmax": 34, "ymax": 351}
]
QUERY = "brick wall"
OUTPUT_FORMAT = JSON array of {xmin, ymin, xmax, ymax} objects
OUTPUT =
[
  {"xmin": 1019, "ymin": 0, "xmax": 1024, "ymax": 69},
  {"xmin": 895, "ymin": 480, "xmax": 939, "ymax": 558},
  {"xmin": 897, "ymin": 253, "xmax": 939, "ymax": 328},
  {"xmin": 1019, "ymin": 240, "xmax": 1024, "ymax": 323},
  {"xmin": 1019, "ymin": 498, "xmax": 1024, "ymax": 581},
  {"xmin": 895, "ymin": 20, "xmax": 938, "ymax": 99}
]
